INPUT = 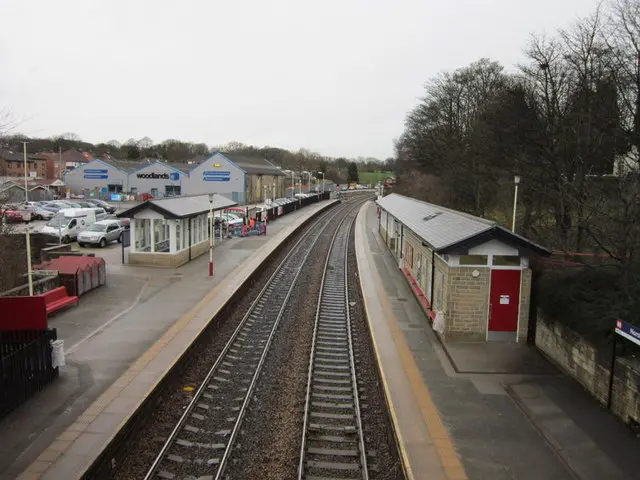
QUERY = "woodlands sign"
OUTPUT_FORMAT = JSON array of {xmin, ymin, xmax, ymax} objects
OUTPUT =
[{"xmin": 136, "ymin": 172, "xmax": 180, "ymax": 180}]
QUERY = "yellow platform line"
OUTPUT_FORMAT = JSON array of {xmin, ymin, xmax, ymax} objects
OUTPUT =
[{"xmin": 355, "ymin": 201, "xmax": 468, "ymax": 480}]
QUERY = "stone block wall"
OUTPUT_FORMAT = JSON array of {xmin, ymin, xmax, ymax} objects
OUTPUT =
[
  {"xmin": 518, "ymin": 269, "xmax": 532, "ymax": 341},
  {"xmin": 445, "ymin": 266, "xmax": 490, "ymax": 340},
  {"xmin": 128, "ymin": 239, "xmax": 211, "ymax": 268},
  {"xmin": 536, "ymin": 316, "xmax": 640, "ymax": 425}
]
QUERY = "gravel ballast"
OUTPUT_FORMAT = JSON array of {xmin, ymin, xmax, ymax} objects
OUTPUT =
[{"xmin": 112, "ymin": 195, "xmax": 402, "ymax": 479}]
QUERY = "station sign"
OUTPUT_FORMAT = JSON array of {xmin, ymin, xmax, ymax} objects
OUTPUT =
[{"xmin": 615, "ymin": 319, "xmax": 640, "ymax": 347}]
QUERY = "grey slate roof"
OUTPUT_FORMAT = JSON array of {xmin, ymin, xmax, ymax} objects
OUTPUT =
[
  {"xmin": 117, "ymin": 194, "xmax": 237, "ymax": 219},
  {"xmin": 222, "ymin": 153, "xmax": 285, "ymax": 176},
  {"xmin": 108, "ymin": 159, "xmax": 149, "ymax": 173},
  {"xmin": 377, "ymin": 193, "xmax": 549, "ymax": 254}
]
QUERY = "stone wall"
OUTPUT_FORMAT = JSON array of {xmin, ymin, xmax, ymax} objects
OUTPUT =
[
  {"xmin": 518, "ymin": 269, "xmax": 532, "ymax": 341},
  {"xmin": 129, "ymin": 239, "xmax": 210, "ymax": 268},
  {"xmin": 536, "ymin": 316, "xmax": 640, "ymax": 425},
  {"xmin": 446, "ymin": 266, "xmax": 490, "ymax": 340}
]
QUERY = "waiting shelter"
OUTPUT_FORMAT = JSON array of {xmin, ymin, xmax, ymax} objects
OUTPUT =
[
  {"xmin": 377, "ymin": 194, "xmax": 550, "ymax": 342},
  {"xmin": 118, "ymin": 194, "xmax": 237, "ymax": 267}
]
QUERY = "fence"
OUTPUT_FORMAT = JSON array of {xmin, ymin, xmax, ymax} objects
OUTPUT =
[
  {"xmin": 0, "ymin": 329, "xmax": 59, "ymax": 420},
  {"xmin": 0, "ymin": 272, "xmax": 60, "ymax": 297}
]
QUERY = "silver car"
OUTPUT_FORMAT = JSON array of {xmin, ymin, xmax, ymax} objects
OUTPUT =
[{"xmin": 77, "ymin": 220, "xmax": 125, "ymax": 248}]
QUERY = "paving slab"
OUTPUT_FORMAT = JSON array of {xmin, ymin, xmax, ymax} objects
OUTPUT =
[
  {"xmin": 441, "ymin": 341, "xmax": 557, "ymax": 374},
  {"xmin": 0, "ymin": 200, "xmax": 336, "ymax": 479}
]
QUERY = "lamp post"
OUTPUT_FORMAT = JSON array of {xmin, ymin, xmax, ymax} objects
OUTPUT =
[
  {"xmin": 272, "ymin": 182, "xmax": 276, "ymax": 201},
  {"xmin": 512, "ymin": 175, "xmax": 521, "ymax": 232},
  {"xmin": 23, "ymin": 142, "xmax": 33, "ymax": 296},
  {"xmin": 298, "ymin": 176, "xmax": 302, "ymax": 194},
  {"xmin": 307, "ymin": 172, "xmax": 312, "ymax": 193},
  {"xmin": 208, "ymin": 193, "xmax": 215, "ymax": 276}
]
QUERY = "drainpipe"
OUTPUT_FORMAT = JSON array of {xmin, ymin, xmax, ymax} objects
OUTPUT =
[
  {"xmin": 385, "ymin": 210, "xmax": 389, "ymax": 245},
  {"xmin": 398, "ymin": 225, "xmax": 404, "ymax": 269},
  {"xmin": 430, "ymin": 249, "xmax": 436, "ymax": 307},
  {"xmin": 188, "ymin": 217, "xmax": 192, "ymax": 261}
]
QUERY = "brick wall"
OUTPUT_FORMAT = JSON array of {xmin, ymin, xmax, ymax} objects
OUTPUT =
[
  {"xmin": 445, "ymin": 266, "xmax": 490, "ymax": 340},
  {"xmin": 536, "ymin": 316, "xmax": 640, "ymax": 425}
]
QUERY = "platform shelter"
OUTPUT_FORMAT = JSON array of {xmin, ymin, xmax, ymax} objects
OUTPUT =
[
  {"xmin": 118, "ymin": 194, "xmax": 237, "ymax": 267},
  {"xmin": 377, "ymin": 194, "xmax": 550, "ymax": 342}
]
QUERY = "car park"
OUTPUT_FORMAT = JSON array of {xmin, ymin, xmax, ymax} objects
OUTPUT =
[
  {"xmin": 77, "ymin": 219, "xmax": 125, "ymax": 248},
  {"xmin": 85, "ymin": 199, "xmax": 117, "ymax": 214}
]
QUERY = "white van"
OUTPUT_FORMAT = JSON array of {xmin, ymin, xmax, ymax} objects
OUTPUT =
[{"xmin": 41, "ymin": 208, "xmax": 98, "ymax": 243}]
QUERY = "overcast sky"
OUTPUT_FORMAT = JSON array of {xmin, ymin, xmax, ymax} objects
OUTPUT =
[{"xmin": 1, "ymin": 0, "xmax": 600, "ymax": 159}]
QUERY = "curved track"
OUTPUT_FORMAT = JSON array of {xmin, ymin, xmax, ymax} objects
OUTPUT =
[
  {"xmin": 298, "ymin": 206, "xmax": 368, "ymax": 479},
  {"xmin": 143, "ymin": 200, "xmax": 363, "ymax": 480}
]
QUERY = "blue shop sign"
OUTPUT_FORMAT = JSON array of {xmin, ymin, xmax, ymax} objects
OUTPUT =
[
  {"xmin": 203, "ymin": 177, "xmax": 230, "ymax": 182},
  {"xmin": 85, "ymin": 169, "xmax": 108, "ymax": 174},
  {"xmin": 615, "ymin": 319, "xmax": 640, "ymax": 347},
  {"xmin": 203, "ymin": 171, "xmax": 231, "ymax": 177},
  {"xmin": 84, "ymin": 174, "xmax": 109, "ymax": 179}
]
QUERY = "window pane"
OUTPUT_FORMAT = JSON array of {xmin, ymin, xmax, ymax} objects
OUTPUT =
[
  {"xmin": 459, "ymin": 255, "xmax": 488, "ymax": 265},
  {"xmin": 493, "ymin": 255, "xmax": 520, "ymax": 267}
]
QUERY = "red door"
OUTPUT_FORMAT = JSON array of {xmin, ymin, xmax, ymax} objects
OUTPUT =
[{"xmin": 489, "ymin": 270, "xmax": 521, "ymax": 332}]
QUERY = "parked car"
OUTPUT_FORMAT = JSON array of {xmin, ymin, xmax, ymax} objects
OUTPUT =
[
  {"xmin": 85, "ymin": 199, "xmax": 116, "ymax": 214},
  {"xmin": 214, "ymin": 212, "xmax": 244, "ymax": 227},
  {"xmin": 1, "ymin": 207, "xmax": 24, "ymax": 223},
  {"xmin": 77, "ymin": 219, "xmax": 125, "ymax": 248},
  {"xmin": 6, "ymin": 204, "xmax": 32, "ymax": 222},
  {"xmin": 41, "ymin": 208, "xmax": 99, "ymax": 243},
  {"xmin": 21, "ymin": 204, "xmax": 55, "ymax": 220}
]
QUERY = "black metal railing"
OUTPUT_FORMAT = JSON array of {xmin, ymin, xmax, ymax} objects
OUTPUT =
[{"xmin": 0, "ymin": 329, "xmax": 59, "ymax": 420}]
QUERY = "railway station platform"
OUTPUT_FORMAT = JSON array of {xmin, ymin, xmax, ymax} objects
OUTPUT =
[
  {"xmin": 6, "ymin": 199, "xmax": 337, "ymax": 480},
  {"xmin": 355, "ymin": 201, "xmax": 640, "ymax": 480}
]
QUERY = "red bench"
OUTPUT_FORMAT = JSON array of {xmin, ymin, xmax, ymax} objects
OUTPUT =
[{"xmin": 40, "ymin": 286, "xmax": 79, "ymax": 314}]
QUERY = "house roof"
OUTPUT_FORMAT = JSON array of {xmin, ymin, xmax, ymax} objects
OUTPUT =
[
  {"xmin": 221, "ymin": 153, "xmax": 285, "ymax": 176},
  {"xmin": 117, "ymin": 194, "xmax": 237, "ymax": 219},
  {"xmin": 62, "ymin": 148, "xmax": 93, "ymax": 164},
  {"xmin": 376, "ymin": 193, "xmax": 550, "ymax": 255},
  {"xmin": 0, "ymin": 149, "xmax": 45, "ymax": 162}
]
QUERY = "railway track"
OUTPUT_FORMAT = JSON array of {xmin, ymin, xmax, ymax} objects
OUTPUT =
[
  {"xmin": 143, "ymin": 200, "xmax": 364, "ymax": 480},
  {"xmin": 298, "ymin": 206, "xmax": 368, "ymax": 479}
]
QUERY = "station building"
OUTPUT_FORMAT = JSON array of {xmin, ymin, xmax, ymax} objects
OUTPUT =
[
  {"xmin": 377, "ymin": 193, "xmax": 549, "ymax": 342},
  {"xmin": 63, "ymin": 152, "xmax": 286, "ymax": 204}
]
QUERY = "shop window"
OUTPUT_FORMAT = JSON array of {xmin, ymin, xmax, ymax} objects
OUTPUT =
[
  {"xmin": 493, "ymin": 255, "xmax": 520, "ymax": 267},
  {"xmin": 459, "ymin": 255, "xmax": 488, "ymax": 265},
  {"xmin": 165, "ymin": 185, "xmax": 181, "ymax": 196},
  {"xmin": 108, "ymin": 184, "xmax": 123, "ymax": 193}
]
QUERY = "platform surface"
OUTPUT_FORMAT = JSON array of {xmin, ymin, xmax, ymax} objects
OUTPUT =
[
  {"xmin": 3, "ymin": 200, "xmax": 336, "ymax": 480},
  {"xmin": 355, "ymin": 201, "xmax": 640, "ymax": 480}
]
